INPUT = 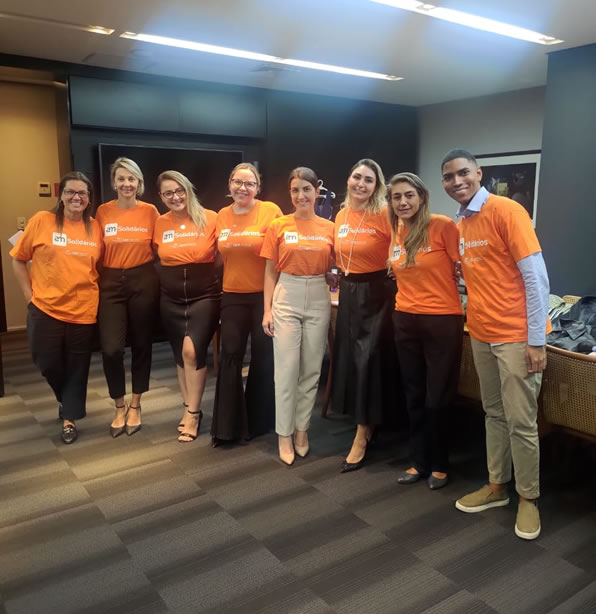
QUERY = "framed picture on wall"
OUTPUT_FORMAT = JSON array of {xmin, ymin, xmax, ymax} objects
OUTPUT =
[{"xmin": 475, "ymin": 151, "xmax": 541, "ymax": 226}]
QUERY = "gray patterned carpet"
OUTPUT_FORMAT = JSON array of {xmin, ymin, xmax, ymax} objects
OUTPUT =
[{"xmin": 0, "ymin": 332, "xmax": 595, "ymax": 614}]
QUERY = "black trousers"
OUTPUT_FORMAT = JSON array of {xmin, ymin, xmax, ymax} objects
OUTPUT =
[
  {"xmin": 27, "ymin": 303, "xmax": 95, "ymax": 421},
  {"xmin": 211, "ymin": 291, "xmax": 275, "ymax": 441},
  {"xmin": 393, "ymin": 311, "xmax": 464, "ymax": 473},
  {"xmin": 98, "ymin": 262, "xmax": 159, "ymax": 399}
]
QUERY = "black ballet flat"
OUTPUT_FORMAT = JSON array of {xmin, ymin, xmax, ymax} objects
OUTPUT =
[
  {"xmin": 428, "ymin": 475, "xmax": 448, "ymax": 490},
  {"xmin": 397, "ymin": 470, "xmax": 426, "ymax": 485}
]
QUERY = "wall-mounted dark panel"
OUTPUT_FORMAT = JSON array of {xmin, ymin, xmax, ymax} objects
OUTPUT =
[
  {"xmin": 97, "ymin": 143, "xmax": 242, "ymax": 212},
  {"xmin": 537, "ymin": 44, "xmax": 596, "ymax": 296},
  {"xmin": 70, "ymin": 76, "xmax": 179, "ymax": 132},
  {"xmin": 179, "ymin": 89, "xmax": 266, "ymax": 138},
  {"xmin": 69, "ymin": 76, "xmax": 267, "ymax": 138}
]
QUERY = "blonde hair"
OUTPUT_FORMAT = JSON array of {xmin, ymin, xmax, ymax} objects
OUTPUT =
[
  {"xmin": 110, "ymin": 157, "xmax": 145, "ymax": 196},
  {"xmin": 229, "ymin": 162, "xmax": 261, "ymax": 192},
  {"xmin": 342, "ymin": 158, "xmax": 387, "ymax": 214},
  {"xmin": 157, "ymin": 170, "xmax": 207, "ymax": 231},
  {"xmin": 387, "ymin": 172, "xmax": 431, "ymax": 267}
]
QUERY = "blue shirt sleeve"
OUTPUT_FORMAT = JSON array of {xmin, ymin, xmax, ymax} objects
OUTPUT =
[{"xmin": 517, "ymin": 252, "xmax": 550, "ymax": 346}]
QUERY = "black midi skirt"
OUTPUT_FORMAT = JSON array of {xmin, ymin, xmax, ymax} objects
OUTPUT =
[
  {"xmin": 156, "ymin": 262, "xmax": 221, "ymax": 369},
  {"xmin": 331, "ymin": 270, "xmax": 400, "ymax": 425}
]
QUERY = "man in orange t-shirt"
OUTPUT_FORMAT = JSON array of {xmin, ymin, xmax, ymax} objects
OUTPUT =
[{"xmin": 441, "ymin": 149, "xmax": 550, "ymax": 541}]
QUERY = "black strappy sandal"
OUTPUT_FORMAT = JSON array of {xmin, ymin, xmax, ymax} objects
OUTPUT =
[
  {"xmin": 178, "ymin": 402, "xmax": 189, "ymax": 433},
  {"xmin": 178, "ymin": 410, "xmax": 203, "ymax": 443}
]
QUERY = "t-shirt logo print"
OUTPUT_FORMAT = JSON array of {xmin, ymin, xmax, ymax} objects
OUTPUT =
[
  {"xmin": 459, "ymin": 237, "xmax": 465, "ymax": 257},
  {"xmin": 104, "ymin": 223, "xmax": 118, "ymax": 237},
  {"xmin": 219, "ymin": 229, "xmax": 231, "ymax": 241},
  {"xmin": 52, "ymin": 232, "xmax": 67, "ymax": 246},
  {"xmin": 337, "ymin": 224, "xmax": 349, "ymax": 238},
  {"xmin": 162, "ymin": 230, "xmax": 175, "ymax": 243},
  {"xmin": 284, "ymin": 231, "xmax": 298, "ymax": 244},
  {"xmin": 392, "ymin": 245, "xmax": 401, "ymax": 261}
]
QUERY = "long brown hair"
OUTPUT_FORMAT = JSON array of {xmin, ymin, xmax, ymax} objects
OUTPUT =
[
  {"xmin": 387, "ymin": 172, "xmax": 431, "ymax": 267},
  {"xmin": 53, "ymin": 172, "xmax": 94, "ymax": 237}
]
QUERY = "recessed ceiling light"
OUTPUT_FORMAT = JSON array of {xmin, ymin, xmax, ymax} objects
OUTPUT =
[
  {"xmin": 370, "ymin": 1, "xmax": 564, "ymax": 45},
  {"xmin": 0, "ymin": 11, "xmax": 114, "ymax": 35},
  {"xmin": 120, "ymin": 31, "xmax": 402, "ymax": 81}
]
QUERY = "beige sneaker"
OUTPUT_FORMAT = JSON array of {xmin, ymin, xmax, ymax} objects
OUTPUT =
[
  {"xmin": 515, "ymin": 499, "xmax": 541, "ymax": 540},
  {"xmin": 455, "ymin": 485, "xmax": 510, "ymax": 513}
]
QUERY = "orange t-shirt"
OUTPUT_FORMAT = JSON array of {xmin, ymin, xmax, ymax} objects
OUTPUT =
[
  {"xmin": 216, "ymin": 200, "xmax": 282, "ymax": 293},
  {"xmin": 260, "ymin": 214, "xmax": 335, "ymax": 276},
  {"xmin": 153, "ymin": 209, "xmax": 217, "ymax": 266},
  {"xmin": 459, "ymin": 194, "xmax": 550, "ymax": 343},
  {"xmin": 334, "ymin": 206, "xmax": 392, "ymax": 274},
  {"xmin": 10, "ymin": 211, "xmax": 103, "ymax": 324},
  {"xmin": 390, "ymin": 215, "xmax": 463, "ymax": 316},
  {"xmin": 95, "ymin": 200, "xmax": 159, "ymax": 269}
]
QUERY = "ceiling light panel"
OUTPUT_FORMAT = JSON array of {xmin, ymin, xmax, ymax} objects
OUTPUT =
[
  {"xmin": 370, "ymin": 1, "xmax": 563, "ymax": 45},
  {"xmin": 120, "ymin": 32, "xmax": 402, "ymax": 81},
  {"xmin": 0, "ymin": 11, "xmax": 114, "ymax": 35}
]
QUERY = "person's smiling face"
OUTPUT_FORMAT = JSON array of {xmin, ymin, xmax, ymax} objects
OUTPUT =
[{"xmin": 441, "ymin": 158, "xmax": 482, "ymax": 206}]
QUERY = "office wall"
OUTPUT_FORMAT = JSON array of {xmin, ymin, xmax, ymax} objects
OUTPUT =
[
  {"xmin": 0, "ymin": 83, "xmax": 66, "ymax": 330},
  {"xmin": 537, "ymin": 44, "xmax": 596, "ymax": 296},
  {"xmin": 67, "ymin": 75, "xmax": 418, "ymax": 214},
  {"xmin": 417, "ymin": 87, "xmax": 545, "ymax": 217},
  {"xmin": 264, "ymin": 90, "xmax": 418, "ymax": 211}
]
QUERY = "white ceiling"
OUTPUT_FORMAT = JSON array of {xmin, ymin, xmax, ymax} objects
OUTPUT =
[{"xmin": 0, "ymin": 0, "xmax": 595, "ymax": 106}]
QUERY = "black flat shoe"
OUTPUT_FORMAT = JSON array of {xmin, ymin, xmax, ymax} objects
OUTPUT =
[
  {"xmin": 61, "ymin": 423, "xmax": 78, "ymax": 444},
  {"xmin": 428, "ymin": 475, "xmax": 448, "ymax": 490},
  {"xmin": 126, "ymin": 405, "xmax": 142, "ymax": 436},
  {"xmin": 397, "ymin": 470, "xmax": 426, "ymax": 484}
]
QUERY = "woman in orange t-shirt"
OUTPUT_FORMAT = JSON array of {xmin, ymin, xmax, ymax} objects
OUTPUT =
[
  {"xmin": 261, "ymin": 167, "xmax": 334, "ymax": 465},
  {"xmin": 388, "ymin": 173, "xmax": 464, "ymax": 490},
  {"xmin": 333, "ymin": 159, "xmax": 400, "ymax": 473},
  {"xmin": 153, "ymin": 170, "xmax": 221, "ymax": 443},
  {"xmin": 10, "ymin": 172, "xmax": 102, "ymax": 445},
  {"xmin": 95, "ymin": 157, "xmax": 159, "ymax": 437},
  {"xmin": 211, "ymin": 163, "xmax": 282, "ymax": 446}
]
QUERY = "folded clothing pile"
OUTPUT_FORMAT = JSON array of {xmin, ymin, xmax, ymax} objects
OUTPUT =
[{"xmin": 548, "ymin": 295, "xmax": 596, "ymax": 354}]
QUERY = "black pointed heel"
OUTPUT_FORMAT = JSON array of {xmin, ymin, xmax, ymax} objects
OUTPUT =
[
  {"xmin": 110, "ymin": 404, "xmax": 128, "ymax": 438},
  {"xmin": 126, "ymin": 405, "xmax": 142, "ymax": 436}
]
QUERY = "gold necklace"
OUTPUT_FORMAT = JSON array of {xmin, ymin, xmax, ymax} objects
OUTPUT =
[{"xmin": 338, "ymin": 207, "xmax": 367, "ymax": 276}]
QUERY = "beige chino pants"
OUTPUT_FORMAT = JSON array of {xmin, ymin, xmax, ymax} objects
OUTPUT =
[
  {"xmin": 272, "ymin": 273, "xmax": 331, "ymax": 437},
  {"xmin": 470, "ymin": 338, "xmax": 542, "ymax": 499}
]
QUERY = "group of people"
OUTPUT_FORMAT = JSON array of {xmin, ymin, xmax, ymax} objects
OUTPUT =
[{"xmin": 10, "ymin": 149, "xmax": 550, "ymax": 540}]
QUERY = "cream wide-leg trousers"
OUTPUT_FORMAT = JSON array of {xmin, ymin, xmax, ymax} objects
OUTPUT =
[{"xmin": 272, "ymin": 273, "xmax": 331, "ymax": 436}]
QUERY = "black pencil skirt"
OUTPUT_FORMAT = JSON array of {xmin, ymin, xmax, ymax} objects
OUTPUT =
[
  {"xmin": 331, "ymin": 270, "xmax": 400, "ymax": 425},
  {"xmin": 156, "ymin": 262, "xmax": 221, "ymax": 369}
]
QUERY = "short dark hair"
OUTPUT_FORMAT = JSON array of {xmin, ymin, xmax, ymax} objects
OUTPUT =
[{"xmin": 441, "ymin": 149, "xmax": 478, "ymax": 170}]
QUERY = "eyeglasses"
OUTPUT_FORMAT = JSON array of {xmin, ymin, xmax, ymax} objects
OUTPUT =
[
  {"xmin": 63, "ymin": 189, "xmax": 89, "ymax": 198},
  {"xmin": 230, "ymin": 179, "xmax": 257, "ymax": 190},
  {"xmin": 161, "ymin": 188, "xmax": 186, "ymax": 199}
]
